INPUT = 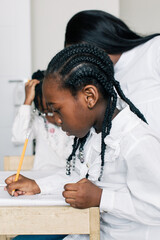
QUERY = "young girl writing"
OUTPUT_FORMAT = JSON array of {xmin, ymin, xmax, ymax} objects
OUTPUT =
[
  {"xmin": 6, "ymin": 44, "xmax": 160, "ymax": 240},
  {"xmin": 12, "ymin": 70, "xmax": 73, "ymax": 170}
]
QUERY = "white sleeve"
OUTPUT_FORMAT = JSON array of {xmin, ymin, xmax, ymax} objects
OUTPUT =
[
  {"xmin": 157, "ymin": 45, "xmax": 160, "ymax": 75},
  {"xmin": 99, "ymin": 135, "xmax": 160, "ymax": 225},
  {"xmin": 35, "ymin": 168, "xmax": 80, "ymax": 195},
  {"xmin": 155, "ymin": 38, "xmax": 160, "ymax": 75},
  {"xmin": 12, "ymin": 105, "xmax": 35, "ymax": 144}
]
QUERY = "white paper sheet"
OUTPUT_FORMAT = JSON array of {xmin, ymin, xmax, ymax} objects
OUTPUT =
[{"xmin": 0, "ymin": 171, "xmax": 67, "ymax": 206}]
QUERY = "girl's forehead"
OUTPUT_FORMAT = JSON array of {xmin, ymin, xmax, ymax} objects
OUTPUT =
[
  {"xmin": 43, "ymin": 75, "xmax": 62, "ymax": 92},
  {"xmin": 44, "ymin": 74, "xmax": 60, "ymax": 86},
  {"xmin": 43, "ymin": 79, "xmax": 73, "ymax": 103}
]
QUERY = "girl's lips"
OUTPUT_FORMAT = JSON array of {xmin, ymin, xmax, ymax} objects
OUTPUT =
[{"xmin": 66, "ymin": 132, "xmax": 71, "ymax": 136}]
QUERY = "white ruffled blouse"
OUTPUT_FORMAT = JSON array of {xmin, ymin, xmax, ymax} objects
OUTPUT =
[{"xmin": 36, "ymin": 106, "xmax": 160, "ymax": 240}]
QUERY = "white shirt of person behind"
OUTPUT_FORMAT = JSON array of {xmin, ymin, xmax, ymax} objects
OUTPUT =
[{"xmin": 12, "ymin": 104, "xmax": 73, "ymax": 170}]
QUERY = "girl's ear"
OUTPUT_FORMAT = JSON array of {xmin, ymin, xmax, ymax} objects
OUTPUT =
[{"xmin": 83, "ymin": 85, "xmax": 99, "ymax": 109}]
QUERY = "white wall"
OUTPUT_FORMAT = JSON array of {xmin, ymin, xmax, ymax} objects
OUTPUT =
[
  {"xmin": 0, "ymin": 0, "xmax": 32, "ymax": 169},
  {"xmin": 120, "ymin": 0, "xmax": 160, "ymax": 35},
  {"xmin": 31, "ymin": 0, "xmax": 119, "ymax": 73}
]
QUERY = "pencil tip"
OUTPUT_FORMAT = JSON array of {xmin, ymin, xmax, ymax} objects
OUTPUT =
[{"xmin": 11, "ymin": 190, "xmax": 15, "ymax": 197}]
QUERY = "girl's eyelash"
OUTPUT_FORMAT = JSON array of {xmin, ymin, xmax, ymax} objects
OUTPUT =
[
  {"xmin": 47, "ymin": 103, "xmax": 60, "ymax": 114},
  {"xmin": 51, "ymin": 106, "xmax": 59, "ymax": 113},
  {"xmin": 47, "ymin": 104, "xmax": 55, "ymax": 111}
]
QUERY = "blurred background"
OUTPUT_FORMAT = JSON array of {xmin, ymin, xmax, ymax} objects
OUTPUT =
[{"xmin": 0, "ymin": 0, "xmax": 159, "ymax": 169}]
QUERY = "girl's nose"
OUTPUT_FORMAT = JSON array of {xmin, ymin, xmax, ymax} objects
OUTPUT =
[{"xmin": 54, "ymin": 115, "xmax": 62, "ymax": 126}]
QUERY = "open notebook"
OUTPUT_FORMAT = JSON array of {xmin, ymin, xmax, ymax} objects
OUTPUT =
[{"xmin": 0, "ymin": 170, "xmax": 67, "ymax": 206}]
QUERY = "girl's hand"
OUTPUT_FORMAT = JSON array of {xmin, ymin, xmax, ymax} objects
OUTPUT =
[
  {"xmin": 5, "ymin": 174, "xmax": 41, "ymax": 197},
  {"xmin": 62, "ymin": 178, "xmax": 102, "ymax": 209},
  {"xmin": 24, "ymin": 79, "xmax": 40, "ymax": 105}
]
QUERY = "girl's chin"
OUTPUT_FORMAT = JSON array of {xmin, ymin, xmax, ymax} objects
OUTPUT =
[{"xmin": 65, "ymin": 130, "xmax": 87, "ymax": 138}]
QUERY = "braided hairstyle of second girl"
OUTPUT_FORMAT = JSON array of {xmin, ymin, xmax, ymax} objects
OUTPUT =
[
  {"xmin": 45, "ymin": 43, "xmax": 147, "ymax": 180},
  {"xmin": 32, "ymin": 70, "xmax": 45, "ymax": 111}
]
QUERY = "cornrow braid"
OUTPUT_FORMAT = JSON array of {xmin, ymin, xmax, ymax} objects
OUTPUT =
[
  {"xmin": 66, "ymin": 136, "xmax": 78, "ymax": 175},
  {"xmin": 47, "ymin": 43, "xmax": 114, "ymax": 76},
  {"xmin": 61, "ymin": 55, "xmax": 108, "ymax": 77},
  {"xmin": 45, "ymin": 43, "xmax": 147, "ymax": 180}
]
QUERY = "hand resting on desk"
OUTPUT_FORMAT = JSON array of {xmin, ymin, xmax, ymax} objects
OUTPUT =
[
  {"xmin": 63, "ymin": 178, "xmax": 102, "ymax": 209},
  {"xmin": 5, "ymin": 174, "xmax": 41, "ymax": 196}
]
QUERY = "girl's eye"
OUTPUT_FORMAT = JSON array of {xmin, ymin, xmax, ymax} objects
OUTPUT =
[
  {"xmin": 47, "ymin": 104, "xmax": 55, "ymax": 112},
  {"xmin": 54, "ymin": 109, "xmax": 60, "ymax": 114},
  {"xmin": 47, "ymin": 103, "xmax": 60, "ymax": 115}
]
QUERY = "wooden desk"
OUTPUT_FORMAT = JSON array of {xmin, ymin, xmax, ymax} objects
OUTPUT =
[
  {"xmin": 0, "ymin": 171, "xmax": 100, "ymax": 239},
  {"xmin": 0, "ymin": 206, "xmax": 100, "ymax": 240}
]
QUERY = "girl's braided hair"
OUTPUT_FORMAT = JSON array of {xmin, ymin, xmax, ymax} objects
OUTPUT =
[
  {"xmin": 32, "ymin": 70, "xmax": 45, "ymax": 111},
  {"xmin": 45, "ymin": 43, "xmax": 147, "ymax": 180}
]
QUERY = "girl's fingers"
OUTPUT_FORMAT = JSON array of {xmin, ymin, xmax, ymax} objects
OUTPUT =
[
  {"xmin": 62, "ymin": 190, "xmax": 77, "ymax": 199},
  {"xmin": 6, "ymin": 182, "xmax": 21, "ymax": 195},
  {"xmin": 5, "ymin": 174, "xmax": 16, "ymax": 184},
  {"xmin": 64, "ymin": 183, "xmax": 78, "ymax": 191},
  {"xmin": 65, "ymin": 198, "xmax": 79, "ymax": 208},
  {"xmin": 5, "ymin": 174, "xmax": 23, "ymax": 184},
  {"xmin": 25, "ymin": 79, "xmax": 40, "ymax": 87},
  {"xmin": 13, "ymin": 191, "xmax": 19, "ymax": 197},
  {"xmin": 65, "ymin": 197, "xmax": 76, "ymax": 205},
  {"xmin": 15, "ymin": 190, "xmax": 24, "ymax": 195}
]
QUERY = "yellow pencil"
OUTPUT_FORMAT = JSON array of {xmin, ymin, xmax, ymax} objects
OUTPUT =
[{"xmin": 11, "ymin": 134, "xmax": 29, "ymax": 196}]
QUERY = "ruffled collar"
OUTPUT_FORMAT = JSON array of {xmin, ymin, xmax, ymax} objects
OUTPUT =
[{"xmin": 90, "ymin": 107, "xmax": 141, "ymax": 160}]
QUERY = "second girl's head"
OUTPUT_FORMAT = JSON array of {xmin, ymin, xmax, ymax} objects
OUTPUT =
[
  {"xmin": 32, "ymin": 70, "xmax": 45, "ymax": 112},
  {"xmin": 65, "ymin": 10, "xmax": 159, "ymax": 54},
  {"xmin": 32, "ymin": 70, "xmax": 55, "ymax": 124}
]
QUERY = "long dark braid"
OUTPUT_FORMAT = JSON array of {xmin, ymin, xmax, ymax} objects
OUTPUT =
[
  {"xmin": 113, "ymin": 80, "xmax": 147, "ymax": 123},
  {"xmin": 66, "ymin": 132, "xmax": 90, "ymax": 175},
  {"xmin": 45, "ymin": 43, "xmax": 147, "ymax": 180}
]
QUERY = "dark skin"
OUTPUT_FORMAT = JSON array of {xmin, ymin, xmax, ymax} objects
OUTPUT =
[
  {"xmin": 63, "ymin": 178, "xmax": 102, "ymax": 208},
  {"xmin": 24, "ymin": 79, "xmax": 40, "ymax": 105},
  {"xmin": 5, "ymin": 174, "xmax": 40, "ymax": 196},
  {"xmin": 44, "ymin": 75, "xmax": 108, "ymax": 137},
  {"xmin": 5, "ymin": 76, "xmax": 119, "ymax": 209}
]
